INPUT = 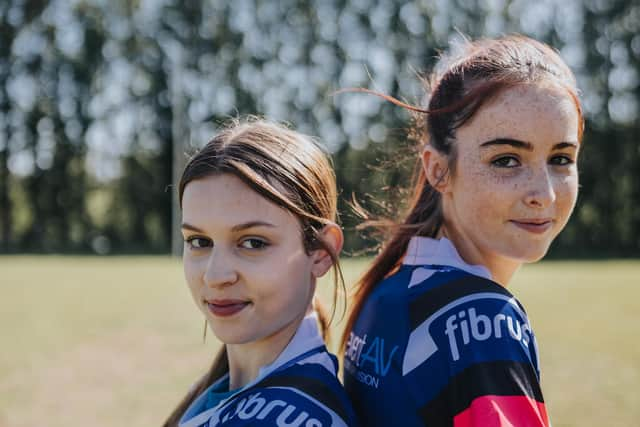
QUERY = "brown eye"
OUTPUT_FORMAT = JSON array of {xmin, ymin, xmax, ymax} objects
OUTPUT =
[
  {"xmin": 549, "ymin": 155, "xmax": 573, "ymax": 166},
  {"xmin": 186, "ymin": 236, "xmax": 212, "ymax": 249},
  {"xmin": 492, "ymin": 156, "xmax": 520, "ymax": 168},
  {"xmin": 239, "ymin": 238, "xmax": 269, "ymax": 250}
]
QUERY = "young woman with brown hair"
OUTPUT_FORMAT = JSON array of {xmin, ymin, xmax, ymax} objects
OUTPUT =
[
  {"xmin": 164, "ymin": 119, "xmax": 358, "ymax": 427},
  {"xmin": 341, "ymin": 35, "xmax": 583, "ymax": 427}
]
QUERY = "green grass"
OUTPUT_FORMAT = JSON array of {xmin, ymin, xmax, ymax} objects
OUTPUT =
[{"xmin": 0, "ymin": 257, "xmax": 638, "ymax": 426}]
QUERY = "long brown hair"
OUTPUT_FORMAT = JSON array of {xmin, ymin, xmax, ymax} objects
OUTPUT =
[
  {"xmin": 164, "ymin": 118, "xmax": 345, "ymax": 427},
  {"xmin": 340, "ymin": 34, "xmax": 584, "ymax": 351}
]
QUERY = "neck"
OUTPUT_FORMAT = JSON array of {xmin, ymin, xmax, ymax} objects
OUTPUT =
[
  {"xmin": 438, "ymin": 224, "xmax": 521, "ymax": 286},
  {"xmin": 225, "ymin": 312, "xmax": 306, "ymax": 390}
]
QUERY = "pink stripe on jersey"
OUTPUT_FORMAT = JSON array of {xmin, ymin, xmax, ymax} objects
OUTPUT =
[{"xmin": 453, "ymin": 395, "xmax": 549, "ymax": 427}]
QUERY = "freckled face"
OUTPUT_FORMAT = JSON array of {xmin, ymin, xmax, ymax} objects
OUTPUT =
[
  {"xmin": 181, "ymin": 174, "xmax": 316, "ymax": 346},
  {"xmin": 442, "ymin": 83, "xmax": 581, "ymax": 263}
]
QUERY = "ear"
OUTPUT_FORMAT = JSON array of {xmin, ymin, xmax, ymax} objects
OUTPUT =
[
  {"xmin": 421, "ymin": 145, "xmax": 450, "ymax": 193},
  {"xmin": 310, "ymin": 223, "xmax": 344, "ymax": 278}
]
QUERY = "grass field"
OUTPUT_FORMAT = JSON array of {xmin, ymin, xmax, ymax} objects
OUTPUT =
[{"xmin": 0, "ymin": 256, "xmax": 638, "ymax": 427}]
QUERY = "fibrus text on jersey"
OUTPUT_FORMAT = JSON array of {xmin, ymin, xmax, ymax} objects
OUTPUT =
[
  {"xmin": 445, "ymin": 307, "xmax": 532, "ymax": 361},
  {"xmin": 212, "ymin": 392, "xmax": 326, "ymax": 427}
]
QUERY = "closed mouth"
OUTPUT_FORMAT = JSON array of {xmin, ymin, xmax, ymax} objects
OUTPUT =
[
  {"xmin": 512, "ymin": 218, "xmax": 552, "ymax": 224},
  {"xmin": 204, "ymin": 299, "xmax": 251, "ymax": 317},
  {"xmin": 510, "ymin": 219, "xmax": 553, "ymax": 234}
]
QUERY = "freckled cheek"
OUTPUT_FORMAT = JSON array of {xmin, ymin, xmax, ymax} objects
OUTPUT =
[
  {"xmin": 554, "ymin": 176, "xmax": 579, "ymax": 211},
  {"xmin": 457, "ymin": 164, "xmax": 514, "ymax": 197},
  {"xmin": 456, "ymin": 177, "xmax": 511, "ymax": 217}
]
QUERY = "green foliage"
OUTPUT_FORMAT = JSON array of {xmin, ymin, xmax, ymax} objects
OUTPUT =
[{"xmin": 0, "ymin": 0, "xmax": 638, "ymax": 256}]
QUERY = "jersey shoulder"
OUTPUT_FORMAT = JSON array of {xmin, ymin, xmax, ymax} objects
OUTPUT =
[
  {"xmin": 215, "ymin": 356, "xmax": 357, "ymax": 427},
  {"xmin": 403, "ymin": 271, "xmax": 547, "ymax": 425},
  {"xmin": 404, "ymin": 270, "xmax": 533, "ymax": 374}
]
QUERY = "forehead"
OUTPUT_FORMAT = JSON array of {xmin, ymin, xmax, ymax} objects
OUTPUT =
[
  {"xmin": 458, "ymin": 83, "xmax": 580, "ymax": 145},
  {"xmin": 181, "ymin": 173, "xmax": 297, "ymax": 229}
]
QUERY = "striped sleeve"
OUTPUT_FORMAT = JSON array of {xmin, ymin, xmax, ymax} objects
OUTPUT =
[
  {"xmin": 406, "ymin": 275, "xmax": 549, "ymax": 427},
  {"xmin": 419, "ymin": 360, "xmax": 548, "ymax": 427}
]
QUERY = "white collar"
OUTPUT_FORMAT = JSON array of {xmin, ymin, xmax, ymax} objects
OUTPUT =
[
  {"xmin": 211, "ymin": 312, "xmax": 324, "ymax": 391},
  {"xmin": 179, "ymin": 313, "xmax": 325, "ymax": 426},
  {"xmin": 403, "ymin": 236, "xmax": 492, "ymax": 280},
  {"xmin": 255, "ymin": 312, "xmax": 325, "ymax": 379}
]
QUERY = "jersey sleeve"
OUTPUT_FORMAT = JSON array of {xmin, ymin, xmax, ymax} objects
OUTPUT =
[
  {"xmin": 404, "ymin": 275, "xmax": 549, "ymax": 427},
  {"xmin": 420, "ymin": 357, "xmax": 549, "ymax": 427}
]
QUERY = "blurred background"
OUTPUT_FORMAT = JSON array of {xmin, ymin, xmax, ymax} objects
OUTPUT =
[
  {"xmin": 0, "ymin": 0, "xmax": 639, "ymax": 426},
  {"xmin": 0, "ymin": 0, "xmax": 639, "ymax": 257}
]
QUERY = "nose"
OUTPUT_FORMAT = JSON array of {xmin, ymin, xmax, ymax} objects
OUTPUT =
[
  {"xmin": 203, "ymin": 249, "xmax": 238, "ymax": 288},
  {"xmin": 524, "ymin": 166, "xmax": 556, "ymax": 209}
]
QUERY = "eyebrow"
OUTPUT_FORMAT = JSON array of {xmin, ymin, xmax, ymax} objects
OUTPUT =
[
  {"xmin": 231, "ymin": 221, "xmax": 276, "ymax": 232},
  {"xmin": 553, "ymin": 142, "xmax": 579, "ymax": 150},
  {"xmin": 480, "ymin": 138, "xmax": 579, "ymax": 151},
  {"xmin": 181, "ymin": 221, "xmax": 276, "ymax": 233}
]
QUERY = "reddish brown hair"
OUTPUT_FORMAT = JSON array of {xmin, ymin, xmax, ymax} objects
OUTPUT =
[{"xmin": 340, "ymin": 34, "xmax": 584, "ymax": 351}]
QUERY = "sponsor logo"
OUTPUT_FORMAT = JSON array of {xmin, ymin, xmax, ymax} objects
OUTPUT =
[
  {"xmin": 344, "ymin": 332, "xmax": 399, "ymax": 388},
  {"xmin": 215, "ymin": 392, "xmax": 326, "ymax": 427},
  {"xmin": 444, "ymin": 307, "xmax": 532, "ymax": 361},
  {"xmin": 402, "ymin": 293, "xmax": 532, "ymax": 375}
]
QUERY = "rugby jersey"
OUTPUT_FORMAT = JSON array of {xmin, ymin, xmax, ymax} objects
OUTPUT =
[
  {"xmin": 180, "ymin": 314, "xmax": 358, "ymax": 427},
  {"xmin": 343, "ymin": 237, "xmax": 548, "ymax": 427}
]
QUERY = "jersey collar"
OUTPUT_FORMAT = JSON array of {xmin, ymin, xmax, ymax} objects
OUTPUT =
[
  {"xmin": 256, "ymin": 312, "xmax": 325, "ymax": 379},
  {"xmin": 179, "ymin": 313, "xmax": 325, "ymax": 426},
  {"xmin": 403, "ymin": 236, "xmax": 492, "ymax": 280}
]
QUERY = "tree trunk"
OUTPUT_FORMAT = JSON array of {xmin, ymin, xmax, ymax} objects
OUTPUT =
[{"xmin": 0, "ymin": 138, "xmax": 10, "ymax": 253}]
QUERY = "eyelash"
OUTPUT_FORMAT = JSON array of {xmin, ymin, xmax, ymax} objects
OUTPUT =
[
  {"xmin": 549, "ymin": 155, "xmax": 574, "ymax": 166},
  {"xmin": 184, "ymin": 236, "xmax": 270, "ymax": 251},
  {"xmin": 491, "ymin": 156, "xmax": 520, "ymax": 168},
  {"xmin": 185, "ymin": 236, "xmax": 212, "ymax": 250},
  {"xmin": 239, "ymin": 238, "xmax": 269, "ymax": 250},
  {"xmin": 491, "ymin": 155, "xmax": 575, "ymax": 168}
]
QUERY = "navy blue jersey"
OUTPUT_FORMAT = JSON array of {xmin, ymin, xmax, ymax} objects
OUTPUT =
[
  {"xmin": 343, "ymin": 237, "xmax": 549, "ymax": 427},
  {"xmin": 180, "ymin": 315, "xmax": 358, "ymax": 427}
]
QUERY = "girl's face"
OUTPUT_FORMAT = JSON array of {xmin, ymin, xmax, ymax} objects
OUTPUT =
[
  {"xmin": 438, "ymin": 83, "xmax": 580, "ymax": 267},
  {"xmin": 181, "ymin": 174, "xmax": 318, "ymax": 348}
]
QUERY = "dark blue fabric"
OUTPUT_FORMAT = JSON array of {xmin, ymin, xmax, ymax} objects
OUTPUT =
[
  {"xmin": 343, "ymin": 265, "xmax": 543, "ymax": 427},
  {"xmin": 181, "ymin": 349, "xmax": 358, "ymax": 426}
]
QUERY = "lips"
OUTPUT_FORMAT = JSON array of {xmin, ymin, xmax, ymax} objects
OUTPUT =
[
  {"xmin": 205, "ymin": 299, "xmax": 250, "ymax": 317},
  {"xmin": 510, "ymin": 219, "xmax": 553, "ymax": 234}
]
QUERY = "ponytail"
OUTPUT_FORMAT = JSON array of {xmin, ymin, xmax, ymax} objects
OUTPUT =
[
  {"xmin": 340, "ymin": 160, "xmax": 444, "ymax": 352},
  {"xmin": 162, "ymin": 347, "xmax": 229, "ymax": 427}
]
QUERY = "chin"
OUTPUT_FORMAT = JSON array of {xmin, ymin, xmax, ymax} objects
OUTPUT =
[
  {"xmin": 519, "ymin": 246, "xmax": 551, "ymax": 263},
  {"xmin": 218, "ymin": 335, "xmax": 257, "ymax": 345},
  {"xmin": 210, "ymin": 328, "xmax": 254, "ymax": 345},
  {"xmin": 502, "ymin": 241, "xmax": 552, "ymax": 263}
]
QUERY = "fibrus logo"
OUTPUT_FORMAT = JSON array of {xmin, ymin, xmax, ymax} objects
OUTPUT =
[
  {"xmin": 444, "ymin": 307, "xmax": 532, "ymax": 361},
  {"xmin": 214, "ymin": 392, "xmax": 327, "ymax": 426},
  {"xmin": 402, "ymin": 292, "xmax": 533, "ymax": 375},
  {"xmin": 344, "ymin": 332, "xmax": 399, "ymax": 388}
]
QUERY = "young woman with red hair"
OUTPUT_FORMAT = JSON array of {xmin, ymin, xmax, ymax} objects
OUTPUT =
[{"xmin": 342, "ymin": 35, "xmax": 583, "ymax": 427}]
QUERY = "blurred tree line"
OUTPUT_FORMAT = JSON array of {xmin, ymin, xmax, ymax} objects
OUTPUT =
[{"xmin": 0, "ymin": 0, "xmax": 638, "ymax": 257}]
